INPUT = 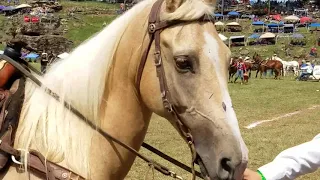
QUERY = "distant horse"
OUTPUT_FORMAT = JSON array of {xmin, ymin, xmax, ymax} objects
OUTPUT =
[
  {"xmin": 253, "ymin": 53, "xmax": 283, "ymax": 79},
  {"xmin": 2, "ymin": 0, "xmax": 248, "ymax": 179},
  {"xmin": 228, "ymin": 57, "xmax": 253, "ymax": 82},
  {"xmin": 270, "ymin": 56, "xmax": 299, "ymax": 76},
  {"xmin": 285, "ymin": 61, "xmax": 300, "ymax": 76}
]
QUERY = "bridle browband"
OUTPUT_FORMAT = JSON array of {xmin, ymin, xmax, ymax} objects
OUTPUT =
[{"xmin": 0, "ymin": 0, "xmax": 215, "ymax": 179}]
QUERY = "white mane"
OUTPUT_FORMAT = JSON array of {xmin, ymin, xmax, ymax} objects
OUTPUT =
[{"xmin": 14, "ymin": 0, "xmax": 216, "ymax": 178}]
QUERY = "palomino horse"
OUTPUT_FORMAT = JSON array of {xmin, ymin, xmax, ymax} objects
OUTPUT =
[
  {"xmin": 253, "ymin": 53, "xmax": 283, "ymax": 79},
  {"xmin": 2, "ymin": 0, "xmax": 248, "ymax": 179}
]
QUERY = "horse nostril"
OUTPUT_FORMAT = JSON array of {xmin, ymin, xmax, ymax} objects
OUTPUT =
[{"xmin": 218, "ymin": 158, "xmax": 234, "ymax": 180}]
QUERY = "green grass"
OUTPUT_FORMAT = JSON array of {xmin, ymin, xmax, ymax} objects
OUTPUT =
[
  {"xmin": 60, "ymin": 0, "xmax": 118, "ymax": 10},
  {"xmin": 65, "ymin": 14, "xmax": 117, "ymax": 46},
  {"xmin": 126, "ymin": 76, "xmax": 320, "ymax": 180}
]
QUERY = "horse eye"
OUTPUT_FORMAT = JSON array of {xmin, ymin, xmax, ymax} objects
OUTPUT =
[{"xmin": 174, "ymin": 56, "xmax": 194, "ymax": 73}]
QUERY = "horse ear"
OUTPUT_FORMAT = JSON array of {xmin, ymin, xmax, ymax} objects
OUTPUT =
[{"xmin": 165, "ymin": 0, "xmax": 184, "ymax": 12}]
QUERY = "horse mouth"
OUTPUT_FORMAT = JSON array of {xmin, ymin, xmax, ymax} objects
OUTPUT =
[{"xmin": 196, "ymin": 155, "xmax": 211, "ymax": 180}]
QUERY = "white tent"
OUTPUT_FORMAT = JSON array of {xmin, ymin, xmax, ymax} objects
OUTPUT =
[
  {"xmin": 284, "ymin": 15, "xmax": 299, "ymax": 21},
  {"xmin": 0, "ymin": 50, "xmax": 3, "ymax": 55},
  {"xmin": 218, "ymin": 34, "xmax": 228, "ymax": 41},
  {"xmin": 259, "ymin": 32, "xmax": 276, "ymax": 39},
  {"xmin": 15, "ymin": 4, "xmax": 32, "ymax": 9},
  {"xmin": 214, "ymin": 21, "xmax": 225, "ymax": 26},
  {"xmin": 57, "ymin": 52, "xmax": 69, "ymax": 59},
  {"xmin": 226, "ymin": 22, "xmax": 240, "ymax": 26}
]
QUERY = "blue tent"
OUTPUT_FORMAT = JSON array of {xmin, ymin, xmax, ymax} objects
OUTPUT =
[
  {"xmin": 2, "ymin": 6, "xmax": 16, "ymax": 11},
  {"xmin": 252, "ymin": 21, "xmax": 265, "ymax": 26},
  {"xmin": 267, "ymin": 23, "xmax": 284, "ymax": 27},
  {"xmin": 24, "ymin": 53, "xmax": 39, "ymax": 59},
  {"xmin": 248, "ymin": 33, "xmax": 260, "ymax": 39},
  {"xmin": 214, "ymin": 13, "xmax": 223, "ymax": 17},
  {"xmin": 228, "ymin": 11, "xmax": 239, "ymax": 16},
  {"xmin": 309, "ymin": 23, "xmax": 320, "ymax": 28}
]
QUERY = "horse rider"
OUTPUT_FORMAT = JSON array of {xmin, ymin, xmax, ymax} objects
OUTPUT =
[
  {"xmin": 233, "ymin": 57, "xmax": 246, "ymax": 84},
  {"xmin": 271, "ymin": 54, "xmax": 278, "ymax": 61},
  {"xmin": 0, "ymin": 39, "xmax": 35, "ymax": 89}
]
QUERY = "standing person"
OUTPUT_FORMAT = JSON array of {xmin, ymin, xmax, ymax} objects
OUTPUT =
[
  {"xmin": 234, "ymin": 57, "xmax": 247, "ymax": 84},
  {"xmin": 40, "ymin": 52, "xmax": 48, "ymax": 73}
]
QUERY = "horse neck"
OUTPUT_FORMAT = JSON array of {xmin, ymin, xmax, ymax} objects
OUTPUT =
[{"xmin": 92, "ymin": 8, "xmax": 154, "ymax": 179}]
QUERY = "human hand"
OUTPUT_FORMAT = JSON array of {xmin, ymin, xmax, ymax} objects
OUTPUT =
[{"xmin": 242, "ymin": 168, "xmax": 262, "ymax": 180}]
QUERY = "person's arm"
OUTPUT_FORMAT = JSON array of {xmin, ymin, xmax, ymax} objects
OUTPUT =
[{"xmin": 255, "ymin": 134, "xmax": 320, "ymax": 180}]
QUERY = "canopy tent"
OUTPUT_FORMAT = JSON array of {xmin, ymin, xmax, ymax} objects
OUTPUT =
[
  {"xmin": 214, "ymin": 13, "xmax": 223, "ymax": 17},
  {"xmin": 218, "ymin": 34, "xmax": 228, "ymax": 41},
  {"xmin": 252, "ymin": 21, "xmax": 265, "ymax": 26},
  {"xmin": 24, "ymin": 53, "xmax": 39, "ymax": 59},
  {"xmin": 271, "ymin": 14, "xmax": 282, "ymax": 21},
  {"xmin": 267, "ymin": 22, "xmax": 284, "ymax": 27},
  {"xmin": 0, "ymin": 5, "xmax": 5, "ymax": 10},
  {"xmin": 300, "ymin": 16, "xmax": 312, "ymax": 24},
  {"xmin": 259, "ymin": 32, "xmax": 276, "ymax": 39},
  {"xmin": 267, "ymin": 22, "xmax": 284, "ymax": 33},
  {"xmin": 228, "ymin": 35, "xmax": 246, "ymax": 47},
  {"xmin": 226, "ymin": 22, "xmax": 240, "ymax": 26},
  {"xmin": 57, "ymin": 52, "xmax": 69, "ymax": 59},
  {"xmin": 283, "ymin": 24, "xmax": 294, "ymax": 33},
  {"xmin": 15, "ymin": 4, "xmax": 32, "ymax": 9},
  {"xmin": 308, "ymin": 23, "xmax": 320, "ymax": 32},
  {"xmin": 214, "ymin": 21, "xmax": 225, "ymax": 26},
  {"xmin": 276, "ymin": 33, "xmax": 291, "ymax": 41},
  {"xmin": 0, "ymin": 50, "xmax": 3, "ymax": 55},
  {"xmin": 309, "ymin": 23, "xmax": 320, "ymax": 28},
  {"xmin": 248, "ymin": 33, "xmax": 260, "ymax": 39},
  {"xmin": 284, "ymin": 15, "xmax": 299, "ymax": 21},
  {"xmin": 228, "ymin": 11, "xmax": 240, "ymax": 16},
  {"xmin": 292, "ymin": 33, "xmax": 304, "ymax": 39},
  {"xmin": 2, "ymin": 6, "xmax": 16, "ymax": 11}
]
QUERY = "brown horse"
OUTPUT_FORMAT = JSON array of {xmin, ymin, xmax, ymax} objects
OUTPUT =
[
  {"xmin": 252, "ymin": 53, "xmax": 283, "ymax": 79},
  {"xmin": 228, "ymin": 57, "xmax": 253, "ymax": 82}
]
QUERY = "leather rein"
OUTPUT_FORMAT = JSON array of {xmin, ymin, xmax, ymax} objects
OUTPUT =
[{"xmin": 0, "ymin": 0, "xmax": 214, "ymax": 179}]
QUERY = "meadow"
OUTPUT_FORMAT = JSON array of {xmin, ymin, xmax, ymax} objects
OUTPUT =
[{"xmin": 1, "ymin": 1, "xmax": 320, "ymax": 179}]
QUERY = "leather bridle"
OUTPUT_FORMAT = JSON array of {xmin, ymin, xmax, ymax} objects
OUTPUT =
[
  {"xmin": 136, "ymin": 0, "xmax": 213, "ymax": 179},
  {"xmin": 0, "ymin": 0, "xmax": 215, "ymax": 179}
]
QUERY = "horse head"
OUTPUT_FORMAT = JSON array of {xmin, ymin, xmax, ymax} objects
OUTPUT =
[
  {"xmin": 138, "ymin": 0, "xmax": 248, "ymax": 179},
  {"xmin": 14, "ymin": 0, "xmax": 248, "ymax": 179}
]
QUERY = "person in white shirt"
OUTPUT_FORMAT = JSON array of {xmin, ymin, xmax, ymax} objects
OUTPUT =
[{"xmin": 243, "ymin": 134, "xmax": 320, "ymax": 180}]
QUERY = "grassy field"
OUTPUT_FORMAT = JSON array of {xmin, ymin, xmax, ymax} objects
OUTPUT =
[{"xmin": 125, "ymin": 77, "xmax": 320, "ymax": 180}]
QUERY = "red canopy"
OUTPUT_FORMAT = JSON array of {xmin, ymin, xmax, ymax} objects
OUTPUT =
[
  {"xmin": 271, "ymin": 14, "xmax": 282, "ymax": 21},
  {"xmin": 300, "ymin": 16, "xmax": 311, "ymax": 24}
]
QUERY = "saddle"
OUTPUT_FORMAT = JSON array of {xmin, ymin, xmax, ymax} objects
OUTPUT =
[{"xmin": 0, "ymin": 77, "xmax": 25, "ymax": 169}]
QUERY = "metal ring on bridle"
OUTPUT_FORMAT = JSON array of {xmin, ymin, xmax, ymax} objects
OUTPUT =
[
  {"xmin": 11, "ymin": 149, "xmax": 26, "ymax": 165},
  {"xmin": 149, "ymin": 23, "xmax": 156, "ymax": 33}
]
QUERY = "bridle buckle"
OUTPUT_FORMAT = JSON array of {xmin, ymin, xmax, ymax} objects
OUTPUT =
[
  {"xmin": 154, "ymin": 51, "xmax": 162, "ymax": 67},
  {"xmin": 163, "ymin": 99, "xmax": 173, "ymax": 112}
]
